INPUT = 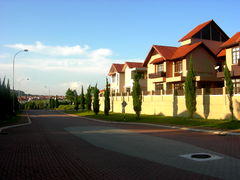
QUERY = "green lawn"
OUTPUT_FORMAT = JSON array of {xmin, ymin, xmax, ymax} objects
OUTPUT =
[
  {"xmin": 0, "ymin": 110, "xmax": 22, "ymax": 125},
  {"xmin": 66, "ymin": 110, "xmax": 240, "ymax": 130}
]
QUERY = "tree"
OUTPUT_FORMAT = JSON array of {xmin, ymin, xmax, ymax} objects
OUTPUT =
[
  {"xmin": 185, "ymin": 54, "xmax": 196, "ymax": 118},
  {"xmin": 224, "ymin": 63, "xmax": 234, "ymax": 120},
  {"xmin": 104, "ymin": 78, "xmax": 110, "ymax": 115},
  {"xmin": 132, "ymin": 70, "xmax": 142, "ymax": 119},
  {"xmin": 93, "ymin": 83, "xmax": 99, "ymax": 115},
  {"xmin": 65, "ymin": 88, "xmax": 75, "ymax": 104},
  {"xmin": 74, "ymin": 90, "xmax": 78, "ymax": 111},
  {"xmin": 85, "ymin": 85, "xmax": 92, "ymax": 112},
  {"xmin": 79, "ymin": 85, "xmax": 85, "ymax": 111},
  {"xmin": 55, "ymin": 95, "xmax": 59, "ymax": 109}
]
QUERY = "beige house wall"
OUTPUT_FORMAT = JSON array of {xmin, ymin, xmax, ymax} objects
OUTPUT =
[
  {"xmin": 147, "ymin": 53, "xmax": 162, "ymax": 91},
  {"xmin": 99, "ymin": 88, "xmax": 240, "ymax": 120},
  {"xmin": 110, "ymin": 73, "xmax": 125, "ymax": 93},
  {"xmin": 226, "ymin": 48, "xmax": 233, "ymax": 71}
]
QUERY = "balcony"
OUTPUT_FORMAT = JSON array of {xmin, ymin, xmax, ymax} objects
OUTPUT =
[{"xmin": 149, "ymin": 71, "xmax": 166, "ymax": 79}]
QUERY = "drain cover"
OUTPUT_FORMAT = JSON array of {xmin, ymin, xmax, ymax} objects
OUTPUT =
[
  {"xmin": 191, "ymin": 153, "xmax": 211, "ymax": 159},
  {"xmin": 179, "ymin": 153, "xmax": 223, "ymax": 162}
]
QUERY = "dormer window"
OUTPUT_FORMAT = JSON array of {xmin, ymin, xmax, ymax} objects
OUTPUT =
[
  {"xmin": 233, "ymin": 47, "xmax": 240, "ymax": 64},
  {"xmin": 192, "ymin": 24, "xmax": 227, "ymax": 42}
]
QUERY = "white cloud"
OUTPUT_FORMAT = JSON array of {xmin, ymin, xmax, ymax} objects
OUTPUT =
[
  {"xmin": 5, "ymin": 41, "xmax": 89, "ymax": 56},
  {"xmin": 2, "ymin": 42, "xmax": 144, "ymax": 95}
]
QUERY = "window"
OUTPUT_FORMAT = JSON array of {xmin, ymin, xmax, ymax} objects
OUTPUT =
[
  {"xmin": 233, "ymin": 47, "xmax": 240, "ymax": 64},
  {"xmin": 155, "ymin": 83, "xmax": 163, "ymax": 91},
  {"xmin": 156, "ymin": 63, "xmax": 164, "ymax": 72},
  {"xmin": 216, "ymin": 61, "xmax": 222, "ymax": 72},
  {"xmin": 202, "ymin": 24, "xmax": 210, "ymax": 40},
  {"xmin": 175, "ymin": 61, "xmax": 182, "ymax": 73},
  {"xmin": 112, "ymin": 74, "xmax": 116, "ymax": 83}
]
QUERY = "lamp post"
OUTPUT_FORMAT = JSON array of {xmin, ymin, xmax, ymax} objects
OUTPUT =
[
  {"xmin": 19, "ymin": 78, "xmax": 29, "ymax": 97},
  {"xmin": 45, "ymin": 86, "xmax": 50, "ymax": 96},
  {"xmin": 13, "ymin": 49, "xmax": 28, "ymax": 113}
]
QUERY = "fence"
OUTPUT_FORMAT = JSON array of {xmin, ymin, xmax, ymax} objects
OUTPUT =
[{"xmin": 108, "ymin": 87, "xmax": 240, "ymax": 97}]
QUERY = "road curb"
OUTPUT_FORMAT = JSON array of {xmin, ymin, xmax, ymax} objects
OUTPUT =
[
  {"xmin": 60, "ymin": 111, "xmax": 240, "ymax": 136},
  {"xmin": 0, "ymin": 111, "xmax": 32, "ymax": 133}
]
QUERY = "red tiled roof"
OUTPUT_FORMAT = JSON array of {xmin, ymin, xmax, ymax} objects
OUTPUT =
[
  {"xmin": 150, "ymin": 57, "xmax": 164, "ymax": 64},
  {"xmin": 217, "ymin": 49, "xmax": 226, "ymax": 57},
  {"xmin": 113, "ymin": 63, "xmax": 124, "ymax": 73},
  {"xmin": 178, "ymin": 20, "xmax": 213, "ymax": 42},
  {"xmin": 220, "ymin": 31, "xmax": 240, "ymax": 48},
  {"xmin": 153, "ymin": 45, "xmax": 178, "ymax": 60},
  {"xmin": 108, "ymin": 63, "xmax": 124, "ymax": 76},
  {"xmin": 171, "ymin": 42, "xmax": 203, "ymax": 60},
  {"xmin": 143, "ymin": 45, "xmax": 178, "ymax": 66},
  {"xmin": 125, "ymin": 62, "xmax": 145, "ymax": 68}
]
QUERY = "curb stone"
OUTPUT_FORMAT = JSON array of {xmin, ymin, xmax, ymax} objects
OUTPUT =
[
  {"xmin": 59, "ymin": 111, "xmax": 240, "ymax": 136},
  {"xmin": 0, "ymin": 111, "xmax": 31, "ymax": 133}
]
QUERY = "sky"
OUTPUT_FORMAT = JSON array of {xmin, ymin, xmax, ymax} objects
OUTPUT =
[{"xmin": 0, "ymin": 0, "xmax": 239, "ymax": 96}]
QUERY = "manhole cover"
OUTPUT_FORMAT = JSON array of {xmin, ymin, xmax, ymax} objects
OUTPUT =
[
  {"xmin": 191, "ymin": 153, "xmax": 211, "ymax": 159},
  {"xmin": 179, "ymin": 153, "xmax": 223, "ymax": 162}
]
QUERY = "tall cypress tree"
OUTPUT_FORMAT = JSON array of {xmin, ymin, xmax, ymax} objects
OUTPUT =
[
  {"xmin": 224, "ymin": 63, "xmax": 234, "ymax": 120},
  {"xmin": 55, "ymin": 95, "xmax": 59, "ymax": 109},
  {"xmin": 184, "ymin": 54, "xmax": 196, "ymax": 118},
  {"xmin": 104, "ymin": 78, "xmax": 110, "ymax": 115},
  {"xmin": 93, "ymin": 83, "xmax": 99, "ymax": 115},
  {"xmin": 74, "ymin": 90, "xmax": 78, "ymax": 111},
  {"xmin": 80, "ymin": 85, "xmax": 85, "ymax": 111},
  {"xmin": 132, "ymin": 70, "xmax": 142, "ymax": 119},
  {"xmin": 85, "ymin": 85, "xmax": 92, "ymax": 112}
]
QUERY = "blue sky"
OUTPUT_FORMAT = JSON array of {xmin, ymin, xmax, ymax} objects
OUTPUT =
[{"xmin": 0, "ymin": 0, "xmax": 239, "ymax": 96}]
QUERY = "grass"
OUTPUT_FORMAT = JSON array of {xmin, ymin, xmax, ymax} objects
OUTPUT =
[
  {"xmin": 57, "ymin": 105, "xmax": 74, "ymax": 110},
  {"xmin": 0, "ymin": 110, "xmax": 22, "ymax": 125},
  {"xmin": 66, "ymin": 110, "xmax": 240, "ymax": 130}
]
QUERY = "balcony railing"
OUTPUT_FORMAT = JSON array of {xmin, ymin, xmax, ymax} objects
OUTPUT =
[{"xmin": 148, "ymin": 71, "xmax": 166, "ymax": 79}]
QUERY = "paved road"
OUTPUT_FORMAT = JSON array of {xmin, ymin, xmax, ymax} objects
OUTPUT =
[{"xmin": 1, "ymin": 110, "xmax": 240, "ymax": 180}]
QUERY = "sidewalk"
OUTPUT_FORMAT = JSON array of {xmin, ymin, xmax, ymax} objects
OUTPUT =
[
  {"xmin": 0, "ymin": 111, "xmax": 31, "ymax": 133},
  {"xmin": 61, "ymin": 111, "xmax": 240, "ymax": 136},
  {"xmin": 1, "ymin": 110, "xmax": 240, "ymax": 136}
]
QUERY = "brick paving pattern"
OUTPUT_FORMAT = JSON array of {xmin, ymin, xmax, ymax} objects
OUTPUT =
[{"xmin": 0, "ymin": 110, "xmax": 239, "ymax": 179}]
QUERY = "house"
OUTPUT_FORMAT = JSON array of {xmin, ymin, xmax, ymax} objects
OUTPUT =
[
  {"xmin": 143, "ymin": 20, "xmax": 229, "ymax": 92},
  {"xmin": 108, "ymin": 63, "xmax": 125, "ymax": 93},
  {"xmin": 217, "ymin": 32, "xmax": 240, "ymax": 87},
  {"xmin": 122, "ymin": 62, "xmax": 147, "ymax": 92}
]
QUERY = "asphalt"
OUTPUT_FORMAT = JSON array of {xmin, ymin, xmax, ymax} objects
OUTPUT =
[{"xmin": 1, "ymin": 110, "xmax": 240, "ymax": 180}]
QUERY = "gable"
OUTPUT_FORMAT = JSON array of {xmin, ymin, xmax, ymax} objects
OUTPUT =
[{"xmin": 179, "ymin": 20, "xmax": 229, "ymax": 43}]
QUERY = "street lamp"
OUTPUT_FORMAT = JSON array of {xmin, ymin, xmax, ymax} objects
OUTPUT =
[
  {"xmin": 13, "ymin": 49, "xmax": 28, "ymax": 113},
  {"xmin": 45, "ymin": 86, "xmax": 50, "ymax": 96},
  {"xmin": 19, "ymin": 78, "xmax": 29, "ymax": 97}
]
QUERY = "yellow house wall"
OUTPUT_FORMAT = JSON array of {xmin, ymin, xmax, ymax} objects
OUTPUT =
[
  {"xmin": 147, "ymin": 53, "xmax": 162, "ymax": 91},
  {"xmin": 124, "ymin": 66, "xmax": 132, "ymax": 87},
  {"xmin": 226, "ymin": 48, "xmax": 232, "ymax": 71},
  {"xmin": 119, "ymin": 73, "xmax": 125, "ymax": 93},
  {"xmin": 99, "ymin": 88, "xmax": 240, "ymax": 120},
  {"xmin": 187, "ymin": 46, "xmax": 215, "ymax": 73}
]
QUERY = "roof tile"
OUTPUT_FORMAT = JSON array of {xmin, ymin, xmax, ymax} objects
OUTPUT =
[{"xmin": 220, "ymin": 31, "xmax": 240, "ymax": 48}]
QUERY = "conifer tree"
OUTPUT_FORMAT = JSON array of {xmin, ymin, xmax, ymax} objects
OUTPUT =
[
  {"xmin": 224, "ymin": 63, "xmax": 234, "ymax": 120},
  {"xmin": 184, "ymin": 54, "xmax": 196, "ymax": 118},
  {"xmin": 80, "ymin": 85, "xmax": 85, "ymax": 111},
  {"xmin": 85, "ymin": 85, "xmax": 92, "ymax": 112},
  {"xmin": 104, "ymin": 78, "xmax": 110, "ymax": 115},
  {"xmin": 132, "ymin": 70, "xmax": 142, "ymax": 119},
  {"xmin": 74, "ymin": 90, "xmax": 78, "ymax": 111},
  {"xmin": 93, "ymin": 83, "xmax": 99, "ymax": 115},
  {"xmin": 55, "ymin": 95, "xmax": 59, "ymax": 109}
]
